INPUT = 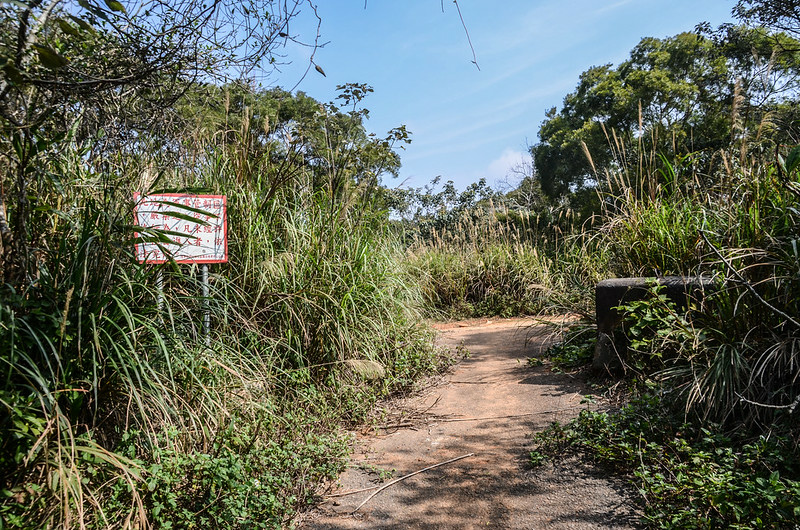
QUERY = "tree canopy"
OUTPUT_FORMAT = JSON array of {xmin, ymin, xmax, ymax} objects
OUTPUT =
[
  {"xmin": 531, "ymin": 26, "xmax": 800, "ymax": 199},
  {"xmin": 734, "ymin": 0, "xmax": 800, "ymax": 37},
  {"xmin": 0, "ymin": 0, "xmax": 323, "ymax": 284},
  {"xmin": 176, "ymin": 81, "xmax": 410, "ymax": 205}
]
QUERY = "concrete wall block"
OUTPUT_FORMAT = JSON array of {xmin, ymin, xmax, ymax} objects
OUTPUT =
[{"xmin": 593, "ymin": 276, "xmax": 715, "ymax": 373}]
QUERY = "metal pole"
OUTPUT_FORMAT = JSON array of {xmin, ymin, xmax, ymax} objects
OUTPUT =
[
  {"xmin": 156, "ymin": 269, "xmax": 164, "ymax": 318},
  {"xmin": 201, "ymin": 263, "xmax": 210, "ymax": 347}
]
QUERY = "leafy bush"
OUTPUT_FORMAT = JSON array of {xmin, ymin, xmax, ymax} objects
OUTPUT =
[
  {"xmin": 532, "ymin": 394, "xmax": 800, "ymax": 528},
  {"xmin": 120, "ymin": 425, "xmax": 348, "ymax": 530},
  {"xmin": 543, "ymin": 322, "xmax": 597, "ymax": 370},
  {"xmin": 0, "ymin": 85, "xmax": 445, "ymax": 528}
]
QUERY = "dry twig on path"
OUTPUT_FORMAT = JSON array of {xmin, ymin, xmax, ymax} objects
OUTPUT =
[
  {"xmin": 326, "ymin": 484, "xmax": 382, "ymax": 499},
  {"xmin": 374, "ymin": 422, "xmax": 415, "ymax": 430},
  {"xmin": 348, "ymin": 453, "xmax": 475, "ymax": 514},
  {"xmin": 432, "ymin": 407, "xmax": 582, "ymax": 423}
]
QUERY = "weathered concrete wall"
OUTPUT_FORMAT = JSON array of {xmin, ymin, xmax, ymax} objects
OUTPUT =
[{"xmin": 594, "ymin": 276, "xmax": 715, "ymax": 373}]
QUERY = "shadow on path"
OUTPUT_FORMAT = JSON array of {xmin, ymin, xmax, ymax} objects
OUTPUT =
[{"xmin": 300, "ymin": 318, "xmax": 640, "ymax": 530}]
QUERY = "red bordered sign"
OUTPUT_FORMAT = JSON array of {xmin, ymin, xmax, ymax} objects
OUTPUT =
[{"xmin": 134, "ymin": 193, "xmax": 228, "ymax": 264}]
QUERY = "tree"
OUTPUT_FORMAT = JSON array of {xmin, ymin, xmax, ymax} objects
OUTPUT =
[
  {"xmin": 0, "ymin": 0, "xmax": 321, "ymax": 285},
  {"xmin": 734, "ymin": 0, "xmax": 800, "ymax": 37},
  {"xmin": 531, "ymin": 27, "xmax": 800, "ymax": 200},
  {"xmin": 178, "ymin": 81, "xmax": 410, "ymax": 206}
]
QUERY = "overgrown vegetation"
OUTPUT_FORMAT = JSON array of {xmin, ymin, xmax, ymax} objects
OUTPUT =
[
  {"xmin": 389, "ymin": 178, "xmax": 604, "ymax": 320},
  {"xmin": 0, "ymin": 5, "xmax": 446, "ymax": 521},
  {"xmin": 3, "ymin": 0, "xmax": 800, "ymax": 527},
  {"xmin": 531, "ymin": 392, "xmax": 800, "ymax": 528}
]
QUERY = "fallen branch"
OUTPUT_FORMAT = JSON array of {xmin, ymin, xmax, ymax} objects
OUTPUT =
[
  {"xmin": 326, "ymin": 484, "xmax": 381, "ymax": 498},
  {"xmin": 422, "ymin": 395, "xmax": 442, "ymax": 413},
  {"xmin": 432, "ymin": 408, "xmax": 582, "ymax": 423},
  {"xmin": 350, "ymin": 453, "xmax": 475, "ymax": 514},
  {"xmin": 374, "ymin": 422, "xmax": 414, "ymax": 430},
  {"xmin": 736, "ymin": 392, "xmax": 800, "ymax": 413}
]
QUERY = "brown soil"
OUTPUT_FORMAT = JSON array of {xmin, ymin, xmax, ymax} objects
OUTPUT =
[{"xmin": 299, "ymin": 318, "xmax": 640, "ymax": 529}]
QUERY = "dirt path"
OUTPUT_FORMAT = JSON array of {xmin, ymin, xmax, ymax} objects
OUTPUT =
[{"xmin": 300, "ymin": 318, "xmax": 639, "ymax": 529}]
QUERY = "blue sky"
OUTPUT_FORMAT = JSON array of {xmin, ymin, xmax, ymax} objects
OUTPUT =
[{"xmin": 271, "ymin": 1, "xmax": 735, "ymax": 191}]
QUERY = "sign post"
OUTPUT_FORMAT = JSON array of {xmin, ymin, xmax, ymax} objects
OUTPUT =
[
  {"xmin": 134, "ymin": 193, "xmax": 228, "ymax": 346},
  {"xmin": 201, "ymin": 263, "xmax": 210, "ymax": 346}
]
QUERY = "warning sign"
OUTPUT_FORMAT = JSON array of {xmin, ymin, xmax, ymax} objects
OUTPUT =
[{"xmin": 134, "ymin": 193, "xmax": 228, "ymax": 264}]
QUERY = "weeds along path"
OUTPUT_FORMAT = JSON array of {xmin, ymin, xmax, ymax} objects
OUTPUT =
[{"xmin": 301, "ymin": 318, "xmax": 639, "ymax": 529}]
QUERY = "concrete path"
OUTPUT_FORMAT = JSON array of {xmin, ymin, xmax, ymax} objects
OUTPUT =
[{"xmin": 300, "ymin": 318, "xmax": 639, "ymax": 529}]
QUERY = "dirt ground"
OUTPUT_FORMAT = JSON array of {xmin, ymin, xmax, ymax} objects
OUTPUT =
[{"xmin": 298, "ymin": 318, "xmax": 640, "ymax": 529}]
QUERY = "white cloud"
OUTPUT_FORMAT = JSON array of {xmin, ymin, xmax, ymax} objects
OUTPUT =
[{"xmin": 486, "ymin": 148, "xmax": 529, "ymax": 182}]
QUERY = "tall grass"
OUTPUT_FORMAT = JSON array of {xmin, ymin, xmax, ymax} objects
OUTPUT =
[
  {"xmin": 1, "ymin": 124, "xmax": 443, "ymax": 527},
  {"xmin": 404, "ymin": 122, "xmax": 800, "ymax": 432},
  {"xmin": 216, "ymin": 163, "xmax": 441, "ymax": 390},
  {"xmin": 593, "ymin": 130, "xmax": 800, "ymax": 429},
  {"xmin": 404, "ymin": 201, "xmax": 606, "ymax": 320}
]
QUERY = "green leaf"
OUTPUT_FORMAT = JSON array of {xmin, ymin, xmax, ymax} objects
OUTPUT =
[
  {"xmin": 57, "ymin": 18, "xmax": 81, "ymax": 36},
  {"xmin": 67, "ymin": 14, "xmax": 97, "ymax": 33},
  {"xmin": 786, "ymin": 145, "xmax": 800, "ymax": 176},
  {"xmin": 33, "ymin": 45, "xmax": 68, "ymax": 69},
  {"xmin": 0, "ymin": 59, "xmax": 23, "ymax": 85},
  {"xmin": 104, "ymin": 0, "xmax": 126, "ymax": 12},
  {"xmin": 0, "ymin": 0, "xmax": 30, "ymax": 8},
  {"xmin": 77, "ymin": 0, "xmax": 109, "ymax": 21}
]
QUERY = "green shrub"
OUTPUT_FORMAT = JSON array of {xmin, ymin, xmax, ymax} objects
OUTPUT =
[
  {"xmin": 532, "ymin": 394, "xmax": 800, "ymax": 528},
  {"xmin": 0, "ymin": 107, "xmax": 445, "ymax": 527},
  {"xmin": 543, "ymin": 322, "xmax": 597, "ymax": 369}
]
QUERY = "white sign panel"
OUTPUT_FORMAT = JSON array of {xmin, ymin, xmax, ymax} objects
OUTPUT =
[{"xmin": 134, "ymin": 193, "xmax": 228, "ymax": 264}]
